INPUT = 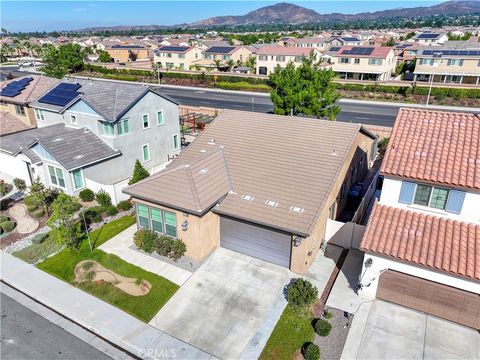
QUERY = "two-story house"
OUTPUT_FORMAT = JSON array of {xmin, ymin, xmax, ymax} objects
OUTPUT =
[
  {"xmin": 0, "ymin": 75, "xmax": 59, "ymax": 130},
  {"xmin": 413, "ymin": 48, "xmax": 480, "ymax": 85},
  {"xmin": 359, "ymin": 108, "xmax": 480, "ymax": 330},
  {"xmin": 0, "ymin": 78, "xmax": 180, "ymax": 203},
  {"xmin": 191, "ymin": 46, "xmax": 253, "ymax": 70},
  {"xmin": 255, "ymin": 46, "xmax": 322, "ymax": 75},
  {"xmin": 412, "ymin": 32, "xmax": 448, "ymax": 46},
  {"xmin": 106, "ymin": 44, "xmax": 150, "ymax": 63},
  {"xmin": 324, "ymin": 46, "xmax": 397, "ymax": 81},
  {"xmin": 153, "ymin": 46, "xmax": 203, "ymax": 70}
]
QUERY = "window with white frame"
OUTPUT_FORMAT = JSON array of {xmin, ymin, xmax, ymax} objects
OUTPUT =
[
  {"xmin": 173, "ymin": 134, "xmax": 180, "ymax": 150},
  {"xmin": 48, "ymin": 165, "xmax": 65, "ymax": 188},
  {"xmin": 70, "ymin": 114, "xmax": 77, "ymax": 124},
  {"xmin": 178, "ymin": 53, "xmax": 185, "ymax": 59},
  {"xmin": 15, "ymin": 104, "xmax": 25, "ymax": 116},
  {"xmin": 413, "ymin": 184, "xmax": 449, "ymax": 210},
  {"xmin": 71, "ymin": 168, "xmax": 84, "ymax": 190},
  {"xmin": 340, "ymin": 58, "xmax": 350, "ymax": 64},
  {"xmin": 142, "ymin": 144, "xmax": 150, "ymax": 162},
  {"xmin": 368, "ymin": 58, "xmax": 383, "ymax": 65},
  {"xmin": 142, "ymin": 114, "xmax": 150, "ymax": 129},
  {"xmin": 136, "ymin": 204, "xmax": 177, "ymax": 237},
  {"xmin": 156, "ymin": 110, "xmax": 164, "ymax": 125},
  {"xmin": 34, "ymin": 109, "xmax": 45, "ymax": 121},
  {"xmin": 117, "ymin": 119, "xmax": 129, "ymax": 135},
  {"xmin": 354, "ymin": 58, "xmax": 360, "ymax": 64},
  {"xmin": 101, "ymin": 122, "xmax": 115, "ymax": 136}
]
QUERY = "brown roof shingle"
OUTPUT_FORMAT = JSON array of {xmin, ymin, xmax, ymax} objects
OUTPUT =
[
  {"xmin": 0, "ymin": 110, "xmax": 32, "ymax": 136},
  {"xmin": 381, "ymin": 108, "xmax": 480, "ymax": 190},
  {"xmin": 125, "ymin": 110, "xmax": 375, "ymax": 236},
  {"xmin": 360, "ymin": 203, "xmax": 480, "ymax": 281}
]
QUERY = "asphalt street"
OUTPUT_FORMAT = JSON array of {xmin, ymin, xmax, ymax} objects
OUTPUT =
[
  {"xmin": 0, "ymin": 293, "xmax": 112, "ymax": 360},
  {"xmin": 2, "ymin": 66, "xmax": 478, "ymax": 127}
]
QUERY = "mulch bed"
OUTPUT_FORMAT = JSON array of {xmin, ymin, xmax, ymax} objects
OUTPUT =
[{"xmin": 314, "ymin": 308, "xmax": 353, "ymax": 360}]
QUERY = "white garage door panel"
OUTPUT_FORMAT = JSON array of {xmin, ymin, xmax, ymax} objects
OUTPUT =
[{"xmin": 220, "ymin": 217, "xmax": 291, "ymax": 267}]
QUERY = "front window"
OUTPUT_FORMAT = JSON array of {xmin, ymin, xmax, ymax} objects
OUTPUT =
[
  {"xmin": 142, "ymin": 144, "xmax": 150, "ymax": 162},
  {"xmin": 173, "ymin": 134, "xmax": 179, "ymax": 150},
  {"xmin": 413, "ymin": 184, "xmax": 449, "ymax": 210},
  {"xmin": 157, "ymin": 111, "xmax": 164, "ymax": 125},
  {"xmin": 178, "ymin": 53, "xmax": 185, "ymax": 59},
  {"xmin": 368, "ymin": 58, "xmax": 383, "ymax": 65},
  {"xmin": 15, "ymin": 104, "xmax": 25, "ymax": 116},
  {"xmin": 340, "ymin": 58, "xmax": 350, "ymax": 64},
  {"xmin": 142, "ymin": 114, "xmax": 150, "ymax": 129},
  {"xmin": 72, "ymin": 169, "xmax": 84, "ymax": 190},
  {"xmin": 34, "ymin": 109, "xmax": 45, "ymax": 121},
  {"xmin": 102, "ymin": 122, "xmax": 115, "ymax": 137},
  {"xmin": 275, "ymin": 56, "xmax": 285, "ymax": 62},
  {"xmin": 117, "ymin": 119, "xmax": 129, "ymax": 135},
  {"xmin": 136, "ymin": 204, "xmax": 177, "ymax": 237},
  {"xmin": 354, "ymin": 58, "xmax": 360, "ymax": 64},
  {"xmin": 164, "ymin": 211, "xmax": 177, "ymax": 237},
  {"xmin": 151, "ymin": 208, "xmax": 163, "ymax": 233},
  {"xmin": 137, "ymin": 204, "xmax": 150, "ymax": 229},
  {"xmin": 48, "ymin": 165, "xmax": 65, "ymax": 188}
]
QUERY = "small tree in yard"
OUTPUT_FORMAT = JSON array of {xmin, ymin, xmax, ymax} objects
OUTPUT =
[
  {"xmin": 287, "ymin": 278, "xmax": 318, "ymax": 307},
  {"xmin": 128, "ymin": 160, "xmax": 150, "ymax": 185},
  {"xmin": 48, "ymin": 193, "xmax": 83, "ymax": 249},
  {"xmin": 268, "ymin": 53, "xmax": 340, "ymax": 120},
  {"xmin": 29, "ymin": 177, "xmax": 52, "ymax": 214}
]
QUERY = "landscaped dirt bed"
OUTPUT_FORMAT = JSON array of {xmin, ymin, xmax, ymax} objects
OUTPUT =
[
  {"xmin": 314, "ymin": 308, "xmax": 353, "ymax": 360},
  {"xmin": 74, "ymin": 260, "xmax": 151, "ymax": 296}
]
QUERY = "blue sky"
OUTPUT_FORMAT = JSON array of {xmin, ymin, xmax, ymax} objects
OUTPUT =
[{"xmin": 2, "ymin": 1, "xmax": 444, "ymax": 32}]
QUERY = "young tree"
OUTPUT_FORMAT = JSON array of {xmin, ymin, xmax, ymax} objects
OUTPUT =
[
  {"xmin": 48, "ymin": 193, "xmax": 83, "ymax": 249},
  {"xmin": 268, "ymin": 54, "xmax": 340, "ymax": 120},
  {"xmin": 42, "ymin": 43, "xmax": 84, "ymax": 78},
  {"xmin": 29, "ymin": 177, "xmax": 51, "ymax": 213},
  {"xmin": 42, "ymin": 45, "xmax": 67, "ymax": 78},
  {"xmin": 98, "ymin": 50, "xmax": 112, "ymax": 63},
  {"xmin": 128, "ymin": 160, "xmax": 150, "ymax": 185}
]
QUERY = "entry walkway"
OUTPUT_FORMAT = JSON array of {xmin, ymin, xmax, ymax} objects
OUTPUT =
[
  {"xmin": 99, "ymin": 225, "xmax": 192, "ymax": 286},
  {"xmin": 0, "ymin": 252, "xmax": 213, "ymax": 360}
]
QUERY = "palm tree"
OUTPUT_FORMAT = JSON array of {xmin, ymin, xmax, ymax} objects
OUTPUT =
[
  {"xmin": 212, "ymin": 59, "xmax": 222, "ymax": 71},
  {"xmin": 226, "ymin": 59, "xmax": 235, "ymax": 71}
]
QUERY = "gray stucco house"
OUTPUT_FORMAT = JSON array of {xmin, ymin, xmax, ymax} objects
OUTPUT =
[{"xmin": 0, "ymin": 78, "xmax": 180, "ymax": 203}]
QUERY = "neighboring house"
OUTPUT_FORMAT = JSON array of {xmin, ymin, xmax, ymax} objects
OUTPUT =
[
  {"xmin": 393, "ymin": 43, "xmax": 421, "ymax": 64},
  {"xmin": 413, "ymin": 47, "xmax": 480, "ymax": 85},
  {"xmin": 326, "ymin": 36, "xmax": 362, "ymax": 46},
  {"xmin": 123, "ymin": 110, "xmax": 378, "ymax": 274},
  {"xmin": 106, "ymin": 44, "xmax": 150, "ymax": 63},
  {"xmin": 359, "ymin": 108, "xmax": 480, "ymax": 330},
  {"xmin": 153, "ymin": 46, "xmax": 203, "ymax": 70},
  {"xmin": 0, "ymin": 75, "xmax": 59, "ymax": 128},
  {"xmin": 290, "ymin": 37, "xmax": 328, "ymax": 50},
  {"xmin": 255, "ymin": 46, "xmax": 322, "ymax": 75},
  {"xmin": 0, "ymin": 78, "xmax": 180, "ymax": 202},
  {"xmin": 324, "ymin": 46, "xmax": 397, "ymax": 81},
  {"xmin": 0, "ymin": 111, "xmax": 32, "ymax": 136},
  {"xmin": 202, "ymin": 46, "xmax": 252, "ymax": 63},
  {"xmin": 412, "ymin": 32, "xmax": 448, "ymax": 46}
]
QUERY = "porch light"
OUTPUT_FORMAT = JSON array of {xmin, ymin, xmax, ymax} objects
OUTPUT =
[
  {"xmin": 181, "ymin": 220, "xmax": 188, "ymax": 231},
  {"xmin": 364, "ymin": 258, "xmax": 373, "ymax": 268},
  {"xmin": 293, "ymin": 236, "xmax": 302, "ymax": 247}
]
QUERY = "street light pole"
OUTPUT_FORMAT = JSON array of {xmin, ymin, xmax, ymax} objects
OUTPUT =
[{"xmin": 426, "ymin": 72, "xmax": 434, "ymax": 107}]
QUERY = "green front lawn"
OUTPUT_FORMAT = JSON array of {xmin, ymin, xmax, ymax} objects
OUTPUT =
[
  {"xmin": 13, "ymin": 229, "xmax": 61, "ymax": 264},
  {"xmin": 37, "ymin": 215, "xmax": 179, "ymax": 322},
  {"xmin": 260, "ymin": 304, "xmax": 315, "ymax": 360}
]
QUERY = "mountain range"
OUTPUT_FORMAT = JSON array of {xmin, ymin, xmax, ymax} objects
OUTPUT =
[{"xmin": 75, "ymin": 1, "xmax": 480, "ymax": 32}]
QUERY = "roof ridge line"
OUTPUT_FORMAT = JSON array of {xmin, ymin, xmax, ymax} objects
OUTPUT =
[{"xmin": 184, "ymin": 165, "xmax": 202, "ymax": 212}]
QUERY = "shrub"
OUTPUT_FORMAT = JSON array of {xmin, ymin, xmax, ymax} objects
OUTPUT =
[
  {"xmin": 155, "ymin": 236, "xmax": 186, "ymax": 260},
  {"xmin": 117, "ymin": 200, "xmax": 132, "ymax": 211},
  {"xmin": 82, "ymin": 261, "xmax": 94, "ymax": 271},
  {"xmin": 13, "ymin": 178, "xmax": 27, "ymax": 191},
  {"xmin": 95, "ymin": 190, "xmax": 112, "ymax": 208},
  {"xmin": 170, "ymin": 239, "xmax": 187, "ymax": 260},
  {"xmin": 315, "ymin": 318, "xmax": 332, "ymax": 337},
  {"xmin": 0, "ymin": 180, "xmax": 9, "ymax": 196},
  {"xmin": 106, "ymin": 205, "xmax": 118, "ymax": 216},
  {"xmin": 79, "ymin": 188, "xmax": 95, "ymax": 202},
  {"xmin": 31, "ymin": 208, "xmax": 45, "ymax": 218},
  {"xmin": 24, "ymin": 194, "xmax": 41, "ymax": 206},
  {"xmin": 0, "ymin": 215, "xmax": 9, "ymax": 223},
  {"xmin": 323, "ymin": 310, "xmax": 333, "ymax": 320},
  {"xmin": 287, "ymin": 278, "xmax": 318, "ymax": 307},
  {"xmin": 32, "ymin": 233, "xmax": 49, "ymax": 244},
  {"xmin": 1, "ymin": 220, "xmax": 16, "ymax": 233},
  {"xmin": 304, "ymin": 343, "xmax": 320, "ymax": 360},
  {"xmin": 133, "ymin": 229, "xmax": 157, "ymax": 253},
  {"xmin": 27, "ymin": 204, "xmax": 38, "ymax": 212},
  {"xmin": 82, "ymin": 207, "xmax": 103, "ymax": 225}
]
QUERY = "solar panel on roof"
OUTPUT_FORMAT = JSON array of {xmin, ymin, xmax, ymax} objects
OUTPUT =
[
  {"xmin": 205, "ymin": 46, "xmax": 235, "ymax": 54},
  {"xmin": 160, "ymin": 46, "xmax": 189, "ymax": 52},
  {"xmin": 329, "ymin": 46, "xmax": 341, "ymax": 52},
  {"xmin": 38, "ymin": 83, "xmax": 81, "ymax": 107},
  {"xmin": 0, "ymin": 89, "xmax": 21, "ymax": 97},
  {"xmin": 418, "ymin": 33, "xmax": 440, "ymax": 39},
  {"xmin": 0, "ymin": 77, "xmax": 34, "ymax": 98}
]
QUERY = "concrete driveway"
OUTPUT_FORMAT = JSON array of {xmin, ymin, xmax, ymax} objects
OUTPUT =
[
  {"xmin": 342, "ymin": 300, "xmax": 480, "ymax": 360},
  {"xmin": 149, "ymin": 248, "xmax": 292, "ymax": 359}
]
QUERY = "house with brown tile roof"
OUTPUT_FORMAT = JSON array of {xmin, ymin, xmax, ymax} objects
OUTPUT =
[
  {"xmin": 358, "ymin": 108, "xmax": 480, "ymax": 330},
  {"xmin": 124, "ymin": 110, "xmax": 378, "ymax": 274},
  {"xmin": 255, "ymin": 46, "xmax": 322, "ymax": 75},
  {"xmin": 0, "ymin": 75, "xmax": 59, "ymax": 128}
]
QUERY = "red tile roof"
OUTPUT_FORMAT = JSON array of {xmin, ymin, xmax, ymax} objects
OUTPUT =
[
  {"xmin": 256, "ymin": 46, "xmax": 318, "ymax": 56},
  {"xmin": 381, "ymin": 108, "xmax": 480, "ymax": 190},
  {"xmin": 361, "ymin": 203, "xmax": 480, "ymax": 281}
]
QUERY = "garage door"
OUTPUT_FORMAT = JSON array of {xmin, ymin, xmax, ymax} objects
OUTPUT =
[
  {"xmin": 377, "ymin": 270, "xmax": 480, "ymax": 330},
  {"xmin": 220, "ymin": 217, "xmax": 291, "ymax": 267}
]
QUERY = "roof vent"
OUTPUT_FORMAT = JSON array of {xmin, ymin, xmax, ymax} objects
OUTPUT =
[
  {"xmin": 331, "ymin": 149, "xmax": 338, "ymax": 156},
  {"xmin": 265, "ymin": 200, "xmax": 278, "ymax": 207},
  {"xmin": 290, "ymin": 206, "xmax": 304, "ymax": 213},
  {"xmin": 200, "ymin": 149, "xmax": 207, "ymax": 153},
  {"xmin": 241, "ymin": 194, "xmax": 254, "ymax": 201},
  {"xmin": 73, "ymin": 154, "xmax": 84, "ymax": 160},
  {"xmin": 52, "ymin": 137, "xmax": 63, "ymax": 142},
  {"xmin": 199, "ymin": 168, "xmax": 208, "ymax": 174},
  {"xmin": 208, "ymin": 139, "xmax": 215, "ymax": 145}
]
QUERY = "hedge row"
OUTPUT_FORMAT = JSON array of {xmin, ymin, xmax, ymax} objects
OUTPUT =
[{"xmin": 215, "ymin": 81, "xmax": 271, "ymax": 92}]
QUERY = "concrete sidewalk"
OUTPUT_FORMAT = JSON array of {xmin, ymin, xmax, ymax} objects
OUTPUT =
[
  {"xmin": 0, "ymin": 251, "xmax": 213, "ymax": 360},
  {"xmin": 99, "ymin": 225, "xmax": 192, "ymax": 286}
]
